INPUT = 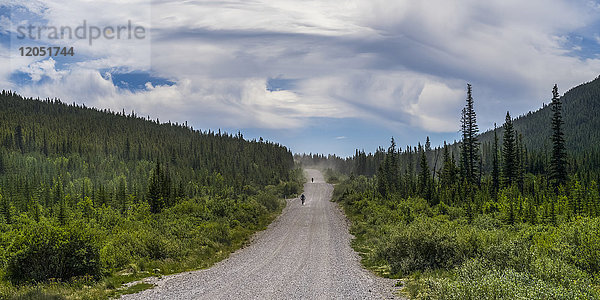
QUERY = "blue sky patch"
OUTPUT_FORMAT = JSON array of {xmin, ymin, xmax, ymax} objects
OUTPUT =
[
  {"xmin": 9, "ymin": 71, "xmax": 34, "ymax": 86},
  {"xmin": 266, "ymin": 77, "xmax": 297, "ymax": 91},
  {"xmin": 103, "ymin": 71, "xmax": 175, "ymax": 92}
]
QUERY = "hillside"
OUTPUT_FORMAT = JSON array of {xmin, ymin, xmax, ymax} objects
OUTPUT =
[
  {"xmin": 326, "ymin": 76, "xmax": 600, "ymax": 300},
  {"xmin": 492, "ymin": 76, "xmax": 600, "ymax": 152},
  {"xmin": 0, "ymin": 90, "xmax": 294, "ymax": 204},
  {"xmin": 0, "ymin": 91, "xmax": 302, "ymax": 298}
]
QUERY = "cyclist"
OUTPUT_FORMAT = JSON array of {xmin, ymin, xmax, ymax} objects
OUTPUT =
[{"xmin": 300, "ymin": 193, "xmax": 306, "ymax": 205}]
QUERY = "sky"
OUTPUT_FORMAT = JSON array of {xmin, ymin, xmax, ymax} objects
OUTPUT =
[{"xmin": 1, "ymin": 0, "xmax": 600, "ymax": 157}]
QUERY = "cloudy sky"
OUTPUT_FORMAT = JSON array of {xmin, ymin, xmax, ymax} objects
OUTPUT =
[{"xmin": 1, "ymin": 0, "xmax": 600, "ymax": 156}]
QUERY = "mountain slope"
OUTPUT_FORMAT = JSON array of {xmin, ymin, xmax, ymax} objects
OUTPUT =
[
  {"xmin": 479, "ymin": 75, "xmax": 600, "ymax": 154},
  {"xmin": 0, "ymin": 90, "xmax": 303, "ymax": 298}
]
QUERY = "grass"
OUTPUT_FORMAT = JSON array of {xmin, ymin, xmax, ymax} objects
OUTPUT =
[{"xmin": 115, "ymin": 283, "xmax": 155, "ymax": 297}]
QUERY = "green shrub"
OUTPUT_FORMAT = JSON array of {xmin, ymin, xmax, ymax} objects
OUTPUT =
[
  {"xmin": 557, "ymin": 217, "xmax": 600, "ymax": 274},
  {"xmin": 381, "ymin": 217, "xmax": 464, "ymax": 275},
  {"xmin": 100, "ymin": 227, "xmax": 177, "ymax": 272},
  {"xmin": 6, "ymin": 222, "xmax": 101, "ymax": 283},
  {"xmin": 412, "ymin": 258, "xmax": 598, "ymax": 300},
  {"xmin": 234, "ymin": 199, "xmax": 267, "ymax": 225},
  {"xmin": 282, "ymin": 181, "xmax": 301, "ymax": 198},
  {"xmin": 201, "ymin": 222, "xmax": 231, "ymax": 245},
  {"xmin": 255, "ymin": 192, "xmax": 280, "ymax": 212}
]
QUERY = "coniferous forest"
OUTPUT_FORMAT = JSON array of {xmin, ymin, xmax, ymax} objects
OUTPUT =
[
  {"xmin": 0, "ymin": 91, "xmax": 302, "ymax": 298},
  {"xmin": 299, "ymin": 76, "xmax": 600, "ymax": 299},
  {"xmin": 4, "ymin": 73, "xmax": 600, "ymax": 299}
]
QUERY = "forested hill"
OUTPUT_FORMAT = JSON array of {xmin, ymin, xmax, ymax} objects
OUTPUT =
[
  {"xmin": 319, "ymin": 76, "xmax": 600, "ymax": 299},
  {"xmin": 0, "ymin": 90, "xmax": 302, "ymax": 295},
  {"xmin": 480, "ymin": 75, "xmax": 600, "ymax": 154},
  {"xmin": 298, "ymin": 75, "xmax": 600, "ymax": 179},
  {"xmin": 0, "ymin": 90, "xmax": 294, "ymax": 212}
]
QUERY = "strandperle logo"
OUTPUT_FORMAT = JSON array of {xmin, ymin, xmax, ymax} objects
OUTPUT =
[{"xmin": 15, "ymin": 20, "xmax": 146, "ymax": 46}]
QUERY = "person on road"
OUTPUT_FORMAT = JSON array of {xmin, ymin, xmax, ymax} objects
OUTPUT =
[
  {"xmin": 311, "ymin": 177, "xmax": 314, "ymax": 183},
  {"xmin": 301, "ymin": 193, "xmax": 306, "ymax": 205}
]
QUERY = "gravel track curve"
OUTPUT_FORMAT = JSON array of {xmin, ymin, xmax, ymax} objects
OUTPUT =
[{"xmin": 122, "ymin": 169, "xmax": 400, "ymax": 299}]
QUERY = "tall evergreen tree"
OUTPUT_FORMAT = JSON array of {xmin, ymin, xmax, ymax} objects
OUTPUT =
[
  {"xmin": 492, "ymin": 123, "xmax": 500, "ymax": 197},
  {"xmin": 14, "ymin": 125, "xmax": 23, "ymax": 153},
  {"xmin": 502, "ymin": 112, "xmax": 517, "ymax": 187},
  {"xmin": 116, "ymin": 177, "xmax": 127, "ymax": 213},
  {"xmin": 460, "ymin": 84, "xmax": 480, "ymax": 185},
  {"xmin": 460, "ymin": 108, "xmax": 468, "ymax": 180},
  {"xmin": 147, "ymin": 161, "xmax": 173, "ymax": 213},
  {"xmin": 425, "ymin": 136, "xmax": 432, "ymax": 152},
  {"xmin": 378, "ymin": 137, "xmax": 399, "ymax": 196},
  {"xmin": 148, "ymin": 161, "xmax": 163, "ymax": 213},
  {"xmin": 550, "ymin": 84, "xmax": 567, "ymax": 189},
  {"xmin": 419, "ymin": 148, "xmax": 431, "ymax": 200},
  {"xmin": 440, "ymin": 141, "xmax": 457, "ymax": 190},
  {"xmin": 516, "ymin": 132, "xmax": 525, "ymax": 192}
]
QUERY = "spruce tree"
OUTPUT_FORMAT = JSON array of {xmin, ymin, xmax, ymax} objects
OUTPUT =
[
  {"xmin": 14, "ymin": 125, "xmax": 23, "ymax": 153},
  {"xmin": 460, "ymin": 84, "xmax": 480, "ymax": 185},
  {"xmin": 440, "ymin": 141, "xmax": 456, "ymax": 189},
  {"xmin": 492, "ymin": 123, "xmax": 500, "ymax": 197},
  {"xmin": 516, "ymin": 132, "xmax": 525, "ymax": 192},
  {"xmin": 460, "ymin": 108, "xmax": 468, "ymax": 180},
  {"xmin": 148, "ymin": 161, "xmax": 163, "ymax": 213},
  {"xmin": 379, "ymin": 137, "xmax": 399, "ymax": 196},
  {"xmin": 419, "ymin": 148, "xmax": 431, "ymax": 200},
  {"xmin": 116, "ymin": 177, "xmax": 127, "ymax": 213},
  {"xmin": 550, "ymin": 84, "xmax": 567, "ymax": 190},
  {"xmin": 162, "ymin": 164, "xmax": 173, "ymax": 207},
  {"xmin": 502, "ymin": 112, "xmax": 517, "ymax": 187}
]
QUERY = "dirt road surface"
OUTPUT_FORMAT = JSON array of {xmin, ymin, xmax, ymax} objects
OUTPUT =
[{"xmin": 122, "ymin": 169, "xmax": 400, "ymax": 299}]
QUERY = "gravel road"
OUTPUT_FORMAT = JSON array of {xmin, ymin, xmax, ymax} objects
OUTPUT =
[{"xmin": 122, "ymin": 169, "xmax": 400, "ymax": 299}]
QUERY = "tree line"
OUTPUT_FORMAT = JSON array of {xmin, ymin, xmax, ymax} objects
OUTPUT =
[
  {"xmin": 0, "ymin": 90, "xmax": 302, "ymax": 293},
  {"xmin": 323, "ymin": 77, "xmax": 600, "ymax": 298},
  {"xmin": 300, "ymin": 79, "xmax": 600, "ymax": 223},
  {"xmin": 0, "ymin": 90, "xmax": 295, "ymax": 221}
]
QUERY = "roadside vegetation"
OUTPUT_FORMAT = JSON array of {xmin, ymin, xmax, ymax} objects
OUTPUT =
[
  {"xmin": 0, "ymin": 91, "xmax": 303, "ymax": 299},
  {"xmin": 310, "ymin": 79, "xmax": 600, "ymax": 299},
  {"xmin": 332, "ymin": 177, "xmax": 600, "ymax": 299}
]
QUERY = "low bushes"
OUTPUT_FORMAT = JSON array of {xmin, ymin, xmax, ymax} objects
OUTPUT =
[
  {"xmin": 334, "ymin": 178, "xmax": 600, "ymax": 299},
  {"xmin": 6, "ymin": 222, "xmax": 101, "ymax": 283},
  {"xmin": 380, "ymin": 217, "xmax": 467, "ymax": 275},
  {"xmin": 412, "ymin": 258, "xmax": 597, "ymax": 299},
  {"xmin": 0, "ymin": 184, "xmax": 291, "ymax": 289}
]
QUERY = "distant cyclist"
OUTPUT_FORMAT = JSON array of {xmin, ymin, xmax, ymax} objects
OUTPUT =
[{"xmin": 300, "ymin": 193, "xmax": 306, "ymax": 205}]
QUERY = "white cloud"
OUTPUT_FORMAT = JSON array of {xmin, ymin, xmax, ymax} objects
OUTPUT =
[
  {"xmin": 20, "ymin": 58, "xmax": 67, "ymax": 82},
  {"xmin": 5, "ymin": 0, "xmax": 600, "ymax": 136},
  {"xmin": 15, "ymin": 67, "xmax": 340, "ymax": 129},
  {"xmin": 409, "ymin": 82, "xmax": 464, "ymax": 132}
]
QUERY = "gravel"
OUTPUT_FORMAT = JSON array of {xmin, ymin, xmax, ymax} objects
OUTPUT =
[{"xmin": 122, "ymin": 169, "xmax": 402, "ymax": 299}]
